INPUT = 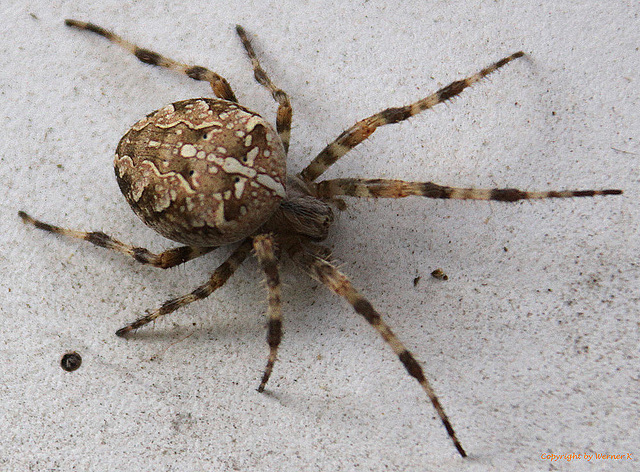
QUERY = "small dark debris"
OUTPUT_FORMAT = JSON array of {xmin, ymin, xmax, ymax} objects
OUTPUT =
[
  {"xmin": 431, "ymin": 268, "xmax": 448, "ymax": 280},
  {"xmin": 60, "ymin": 351, "xmax": 82, "ymax": 372},
  {"xmin": 413, "ymin": 276, "xmax": 421, "ymax": 287}
]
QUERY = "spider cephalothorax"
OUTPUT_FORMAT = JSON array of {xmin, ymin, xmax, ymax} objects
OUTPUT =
[{"xmin": 19, "ymin": 20, "xmax": 622, "ymax": 457}]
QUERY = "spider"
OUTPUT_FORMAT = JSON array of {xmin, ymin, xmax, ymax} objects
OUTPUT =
[{"xmin": 19, "ymin": 19, "xmax": 622, "ymax": 457}]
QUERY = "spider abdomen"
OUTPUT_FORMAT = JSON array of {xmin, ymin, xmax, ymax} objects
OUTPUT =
[{"xmin": 115, "ymin": 98, "xmax": 287, "ymax": 246}]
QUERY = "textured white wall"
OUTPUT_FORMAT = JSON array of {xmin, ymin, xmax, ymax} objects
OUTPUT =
[{"xmin": 1, "ymin": 1, "xmax": 637, "ymax": 470}]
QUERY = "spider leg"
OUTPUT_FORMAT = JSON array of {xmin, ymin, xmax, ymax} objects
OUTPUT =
[
  {"xmin": 116, "ymin": 238, "xmax": 252, "ymax": 337},
  {"xmin": 235, "ymin": 25, "xmax": 292, "ymax": 154},
  {"xmin": 291, "ymin": 245, "xmax": 466, "ymax": 458},
  {"xmin": 64, "ymin": 19, "xmax": 237, "ymax": 102},
  {"xmin": 315, "ymin": 178, "xmax": 623, "ymax": 201},
  {"xmin": 252, "ymin": 234, "xmax": 283, "ymax": 392},
  {"xmin": 300, "ymin": 51, "xmax": 525, "ymax": 182},
  {"xmin": 18, "ymin": 211, "xmax": 216, "ymax": 269}
]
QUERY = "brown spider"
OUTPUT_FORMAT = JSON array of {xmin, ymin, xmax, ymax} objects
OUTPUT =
[{"xmin": 19, "ymin": 20, "xmax": 622, "ymax": 457}]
